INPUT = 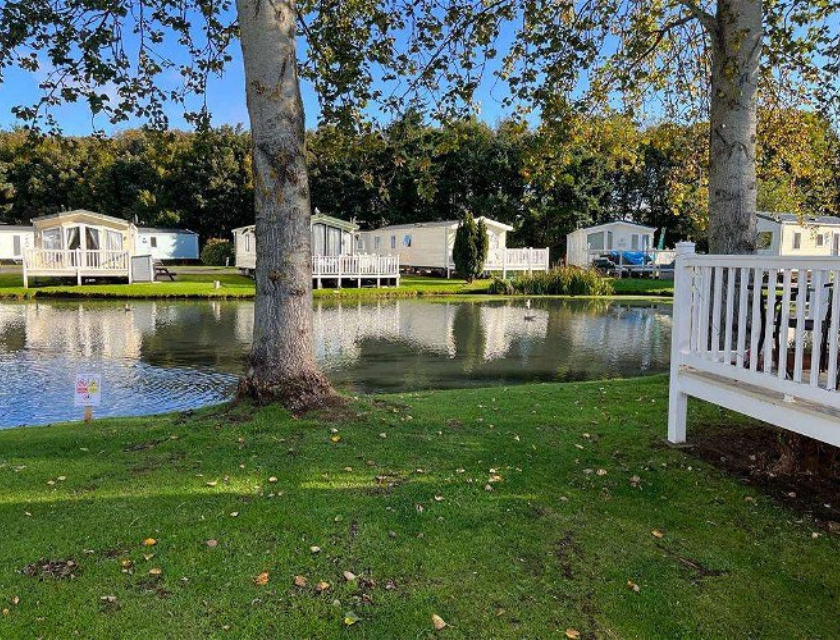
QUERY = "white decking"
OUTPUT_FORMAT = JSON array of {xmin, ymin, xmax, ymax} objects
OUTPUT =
[
  {"xmin": 445, "ymin": 247, "xmax": 550, "ymax": 278},
  {"xmin": 22, "ymin": 249, "xmax": 131, "ymax": 287},
  {"xmin": 668, "ymin": 242, "xmax": 840, "ymax": 447},
  {"xmin": 313, "ymin": 254, "xmax": 400, "ymax": 288}
]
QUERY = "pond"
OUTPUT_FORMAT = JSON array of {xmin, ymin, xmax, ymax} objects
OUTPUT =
[{"xmin": 0, "ymin": 297, "xmax": 672, "ymax": 428}]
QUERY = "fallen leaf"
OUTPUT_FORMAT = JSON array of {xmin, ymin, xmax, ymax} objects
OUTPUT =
[
  {"xmin": 143, "ymin": 538, "xmax": 157, "ymax": 547},
  {"xmin": 343, "ymin": 611, "xmax": 360, "ymax": 626},
  {"xmin": 415, "ymin": 504, "xmax": 425, "ymax": 513},
  {"xmin": 100, "ymin": 595, "xmax": 118, "ymax": 604},
  {"xmin": 315, "ymin": 581, "xmax": 330, "ymax": 593},
  {"xmin": 229, "ymin": 512, "xmax": 239, "ymax": 518},
  {"xmin": 120, "ymin": 559, "xmax": 133, "ymax": 569},
  {"xmin": 651, "ymin": 529, "xmax": 665, "ymax": 539},
  {"xmin": 268, "ymin": 477, "xmax": 278, "ymax": 483},
  {"xmin": 1, "ymin": 608, "xmax": 8, "ymax": 616},
  {"xmin": 629, "ymin": 475, "xmax": 641, "ymax": 487},
  {"xmin": 596, "ymin": 469, "xmax": 607, "ymax": 477},
  {"xmin": 57, "ymin": 476, "xmax": 66, "ymax": 482},
  {"xmin": 149, "ymin": 568, "xmax": 163, "ymax": 576},
  {"xmin": 206, "ymin": 539, "xmax": 219, "ymax": 548},
  {"xmin": 293, "ymin": 575, "xmax": 308, "ymax": 588},
  {"xmin": 434, "ymin": 495, "xmax": 444, "ymax": 502},
  {"xmin": 330, "ymin": 435, "xmax": 342, "ymax": 443},
  {"xmin": 11, "ymin": 596, "xmax": 20, "ymax": 606},
  {"xmin": 310, "ymin": 545, "xmax": 321, "ymax": 554},
  {"xmin": 565, "ymin": 629, "xmax": 581, "ymax": 639},
  {"xmin": 206, "ymin": 481, "xmax": 218, "ymax": 487},
  {"xmin": 143, "ymin": 553, "xmax": 155, "ymax": 561},
  {"xmin": 379, "ymin": 432, "xmax": 387, "ymax": 438},
  {"xmin": 254, "ymin": 572, "xmax": 269, "ymax": 586},
  {"xmin": 484, "ymin": 484, "xmax": 494, "ymax": 492},
  {"xmin": 343, "ymin": 571, "xmax": 357, "ymax": 582},
  {"xmin": 432, "ymin": 614, "xmax": 447, "ymax": 631},
  {"xmin": 627, "ymin": 579, "xmax": 640, "ymax": 593}
]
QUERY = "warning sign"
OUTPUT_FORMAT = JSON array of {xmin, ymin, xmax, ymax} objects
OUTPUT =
[{"xmin": 74, "ymin": 374, "xmax": 102, "ymax": 407}]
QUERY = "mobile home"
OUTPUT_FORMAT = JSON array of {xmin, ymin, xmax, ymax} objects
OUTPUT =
[
  {"xmin": 0, "ymin": 224, "xmax": 34, "ymax": 262},
  {"xmin": 756, "ymin": 211, "xmax": 840, "ymax": 256},
  {"xmin": 356, "ymin": 217, "xmax": 549, "ymax": 277},
  {"xmin": 566, "ymin": 221, "xmax": 656, "ymax": 267},
  {"xmin": 135, "ymin": 227, "xmax": 200, "ymax": 261},
  {"xmin": 233, "ymin": 212, "xmax": 399, "ymax": 288}
]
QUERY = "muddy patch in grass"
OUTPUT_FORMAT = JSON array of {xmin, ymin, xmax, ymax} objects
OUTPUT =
[
  {"xmin": 21, "ymin": 559, "xmax": 80, "ymax": 580},
  {"xmin": 692, "ymin": 423, "xmax": 840, "ymax": 529},
  {"xmin": 552, "ymin": 532, "xmax": 580, "ymax": 580}
]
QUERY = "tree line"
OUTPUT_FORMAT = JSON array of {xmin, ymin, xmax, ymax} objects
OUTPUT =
[{"xmin": 3, "ymin": 109, "xmax": 837, "ymax": 259}]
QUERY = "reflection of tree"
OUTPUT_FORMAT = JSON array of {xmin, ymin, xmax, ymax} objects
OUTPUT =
[{"xmin": 453, "ymin": 302, "xmax": 487, "ymax": 374}]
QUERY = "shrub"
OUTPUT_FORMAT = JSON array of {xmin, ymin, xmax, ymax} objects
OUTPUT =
[
  {"xmin": 201, "ymin": 238, "xmax": 235, "ymax": 266},
  {"xmin": 453, "ymin": 212, "xmax": 487, "ymax": 282},
  {"xmin": 492, "ymin": 266, "xmax": 613, "ymax": 296}
]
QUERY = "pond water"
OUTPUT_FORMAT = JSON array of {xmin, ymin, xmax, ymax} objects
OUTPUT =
[{"xmin": 0, "ymin": 297, "xmax": 672, "ymax": 428}]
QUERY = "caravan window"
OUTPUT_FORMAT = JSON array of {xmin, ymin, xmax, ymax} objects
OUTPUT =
[
  {"xmin": 817, "ymin": 233, "xmax": 825, "ymax": 247},
  {"xmin": 631, "ymin": 234, "xmax": 639, "ymax": 250},
  {"xmin": 793, "ymin": 232, "xmax": 802, "ymax": 250},
  {"xmin": 106, "ymin": 230, "xmax": 123, "ymax": 251},
  {"xmin": 375, "ymin": 236, "xmax": 381, "ymax": 250},
  {"xmin": 390, "ymin": 235, "xmax": 396, "ymax": 249},
  {"xmin": 756, "ymin": 231, "xmax": 773, "ymax": 250},
  {"xmin": 42, "ymin": 228, "xmax": 61, "ymax": 250},
  {"xmin": 587, "ymin": 232, "xmax": 604, "ymax": 250},
  {"xmin": 403, "ymin": 234, "xmax": 412, "ymax": 247},
  {"xmin": 245, "ymin": 233, "xmax": 251, "ymax": 253},
  {"xmin": 606, "ymin": 231, "xmax": 614, "ymax": 250},
  {"xmin": 150, "ymin": 236, "xmax": 158, "ymax": 248}
]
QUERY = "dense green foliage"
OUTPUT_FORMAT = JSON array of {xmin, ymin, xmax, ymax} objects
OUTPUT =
[
  {"xmin": 490, "ymin": 267, "xmax": 614, "ymax": 297},
  {"xmin": 1, "ymin": 109, "xmax": 838, "ymax": 256},
  {"xmin": 452, "ymin": 212, "xmax": 483, "ymax": 282},
  {"xmin": 2, "ymin": 377, "xmax": 840, "ymax": 637},
  {"xmin": 200, "ymin": 238, "xmax": 235, "ymax": 266}
]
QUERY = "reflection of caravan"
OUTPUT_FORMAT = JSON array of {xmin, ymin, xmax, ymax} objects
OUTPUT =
[
  {"xmin": 356, "ymin": 218, "xmax": 549, "ymax": 277},
  {"xmin": 232, "ymin": 212, "xmax": 399, "ymax": 288}
]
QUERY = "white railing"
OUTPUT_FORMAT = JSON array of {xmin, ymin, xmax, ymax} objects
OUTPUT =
[
  {"xmin": 587, "ymin": 249, "xmax": 677, "ymax": 277},
  {"xmin": 23, "ymin": 249, "xmax": 129, "ymax": 273},
  {"xmin": 312, "ymin": 254, "xmax": 400, "ymax": 278},
  {"xmin": 668, "ymin": 242, "xmax": 840, "ymax": 447},
  {"xmin": 478, "ymin": 247, "xmax": 550, "ymax": 277}
]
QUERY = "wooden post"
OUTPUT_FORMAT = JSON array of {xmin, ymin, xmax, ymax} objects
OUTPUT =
[
  {"xmin": 668, "ymin": 241, "xmax": 696, "ymax": 444},
  {"xmin": 84, "ymin": 406, "xmax": 93, "ymax": 424}
]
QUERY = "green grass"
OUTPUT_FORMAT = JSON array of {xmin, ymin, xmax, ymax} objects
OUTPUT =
[
  {"xmin": 0, "ymin": 270, "xmax": 491, "ymax": 300},
  {"xmin": 1, "ymin": 377, "xmax": 838, "ymax": 637},
  {"xmin": 610, "ymin": 277, "xmax": 675, "ymax": 297}
]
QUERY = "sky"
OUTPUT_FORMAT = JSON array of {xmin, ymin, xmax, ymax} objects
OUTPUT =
[{"xmin": 0, "ymin": 18, "xmax": 524, "ymax": 136}]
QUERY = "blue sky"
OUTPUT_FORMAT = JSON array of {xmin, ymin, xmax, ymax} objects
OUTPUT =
[{"xmin": 0, "ymin": 27, "xmax": 523, "ymax": 136}]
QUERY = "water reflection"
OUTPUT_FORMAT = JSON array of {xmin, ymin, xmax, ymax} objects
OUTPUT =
[{"xmin": 0, "ymin": 297, "xmax": 672, "ymax": 428}]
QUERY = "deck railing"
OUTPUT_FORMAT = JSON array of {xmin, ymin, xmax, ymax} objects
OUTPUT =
[
  {"xmin": 466, "ymin": 247, "xmax": 550, "ymax": 277},
  {"xmin": 587, "ymin": 248, "xmax": 677, "ymax": 277},
  {"xmin": 312, "ymin": 254, "xmax": 400, "ymax": 279},
  {"xmin": 668, "ymin": 242, "xmax": 840, "ymax": 446}
]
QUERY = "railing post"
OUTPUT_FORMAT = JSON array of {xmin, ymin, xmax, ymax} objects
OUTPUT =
[
  {"xmin": 527, "ymin": 247, "xmax": 533, "ymax": 276},
  {"xmin": 76, "ymin": 248, "xmax": 82, "ymax": 286},
  {"xmin": 22, "ymin": 251, "xmax": 29, "ymax": 289},
  {"xmin": 668, "ymin": 241, "xmax": 696, "ymax": 444},
  {"xmin": 502, "ymin": 249, "xmax": 508, "ymax": 280}
]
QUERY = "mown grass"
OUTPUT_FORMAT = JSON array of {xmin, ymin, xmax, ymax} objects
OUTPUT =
[
  {"xmin": 609, "ymin": 277, "xmax": 674, "ymax": 297},
  {"xmin": 0, "ymin": 270, "xmax": 492, "ymax": 300},
  {"xmin": 1, "ymin": 377, "xmax": 838, "ymax": 638}
]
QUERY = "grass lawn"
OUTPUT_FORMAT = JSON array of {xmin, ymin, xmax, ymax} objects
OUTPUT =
[
  {"xmin": 1, "ymin": 376, "xmax": 838, "ymax": 637},
  {"xmin": 0, "ymin": 269, "xmax": 492, "ymax": 300},
  {"xmin": 609, "ymin": 278, "xmax": 674, "ymax": 297}
]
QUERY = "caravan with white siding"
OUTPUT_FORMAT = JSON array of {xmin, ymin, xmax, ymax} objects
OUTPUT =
[
  {"xmin": 0, "ymin": 224, "xmax": 34, "ymax": 262},
  {"xmin": 135, "ymin": 227, "xmax": 200, "ymax": 261},
  {"xmin": 756, "ymin": 212, "xmax": 840, "ymax": 256},
  {"xmin": 233, "ymin": 212, "xmax": 399, "ymax": 288},
  {"xmin": 565, "ymin": 220, "xmax": 656, "ymax": 267},
  {"xmin": 356, "ymin": 217, "xmax": 549, "ymax": 276}
]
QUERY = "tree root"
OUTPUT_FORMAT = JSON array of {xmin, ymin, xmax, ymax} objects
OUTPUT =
[{"xmin": 236, "ymin": 368, "xmax": 344, "ymax": 414}]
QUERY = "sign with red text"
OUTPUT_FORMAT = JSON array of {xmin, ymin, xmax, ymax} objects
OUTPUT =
[{"xmin": 74, "ymin": 374, "xmax": 101, "ymax": 407}]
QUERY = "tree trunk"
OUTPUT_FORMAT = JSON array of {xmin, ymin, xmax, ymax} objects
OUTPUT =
[
  {"xmin": 235, "ymin": 0, "xmax": 337, "ymax": 411},
  {"xmin": 707, "ymin": 0, "xmax": 762, "ymax": 255}
]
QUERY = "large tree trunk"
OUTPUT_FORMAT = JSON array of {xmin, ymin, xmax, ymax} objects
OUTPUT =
[
  {"xmin": 235, "ymin": 0, "xmax": 337, "ymax": 411},
  {"xmin": 707, "ymin": 0, "xmax": 762, "ymax": 255}
]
